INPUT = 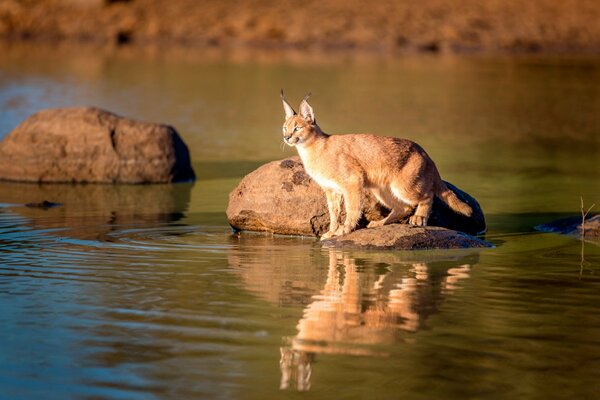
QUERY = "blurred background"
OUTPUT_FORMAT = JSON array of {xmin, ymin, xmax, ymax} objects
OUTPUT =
[{"xmin": 2, "ymin": 0, "xmax": 600, "ymax": 54}]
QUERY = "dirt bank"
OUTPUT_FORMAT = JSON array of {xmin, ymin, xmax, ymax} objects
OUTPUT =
[{"xmin": 1, "ymin": 0, "xmax": 600, "ymax": 54}]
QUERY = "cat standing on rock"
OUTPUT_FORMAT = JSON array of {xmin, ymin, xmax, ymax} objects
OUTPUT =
[{"xmin": 280, "ymin": 91, "xmax": 472, "ymax": 240}]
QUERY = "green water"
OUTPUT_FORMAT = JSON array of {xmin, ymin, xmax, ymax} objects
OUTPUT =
[{"xmin": 0, "ymin": 44, "xmax": 599, "ymax": 399}]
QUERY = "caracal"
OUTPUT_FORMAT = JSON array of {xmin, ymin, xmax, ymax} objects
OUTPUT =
[{"xmin": 281, "ymin": 91, "xmax": 472, "ymax": 240}]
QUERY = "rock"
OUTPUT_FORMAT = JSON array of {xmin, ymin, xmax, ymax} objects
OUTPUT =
[
  {"xmin": 227, "ymin": 156, "xmax": 486, "ymax": 236},
  {"xmin": 322, "ymin": 224, "xmax": 492, "ymax": 250},
  {"xmin": 0, "ymin": 107, "xmax": 195, "ymax": 183},
  {"xmin": 536, "ymin": 214, "xmax": 600, "ymax": 238},
  {"xmin": 24, "ymin": 200, "xmax": 62, "ymax": 209},
  {"xmin": 227, "ymin": 157, "xmax": 386, "ymax": 237},
  {"xmin": 428, "ymin": 181, "xmax": 486, "ymax": 235}
]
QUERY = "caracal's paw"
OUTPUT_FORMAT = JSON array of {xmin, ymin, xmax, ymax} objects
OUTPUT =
[
  {"xmin": 409, "ymin": 215, "xmax": 428, "ymax": 226},
  {"xmin": 336, "ymin": 225, "xmax": 354, "ymax": 236},
  {"xmin": 320, "ymin": 231, "xmax": 336, "ymax": 241},
  {"xmin": 367, "ymin": 220, "xmax": 384, "ymax": 229}
]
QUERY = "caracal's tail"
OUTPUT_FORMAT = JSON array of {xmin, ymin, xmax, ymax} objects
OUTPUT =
[{"xmin": 436, "ymin": 182, "xmax": 473, "ymax": 216}]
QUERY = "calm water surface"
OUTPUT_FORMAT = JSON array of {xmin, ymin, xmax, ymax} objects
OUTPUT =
[{"xmin": 1, "ymin": 45, "xmax": 599, "ymax": 399}]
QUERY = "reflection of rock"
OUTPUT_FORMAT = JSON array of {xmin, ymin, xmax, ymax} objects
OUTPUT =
[
  {"xmin": 227, "ymin": 234, "xmax": 328, "ymax": 306},
  {"xmin": 324, "ymin": 224, "xmax": 492, "ymax": 250},
  {"xmin": 536, "ymin": 214, "xmax": 600, "ymax": 238},
  {"xmin": 0, "ymin": 181, "xmax": 192, "ymax": 239},
  {"xmin": 227, "ymin": 157, "xmax": 486, "ymax": 237},
  {"xmin": 0, "ymin": 107, "xmax": 195, "ymax": 183}
]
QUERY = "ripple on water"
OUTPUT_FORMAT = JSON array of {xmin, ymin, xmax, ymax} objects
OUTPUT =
[{"xmin": 0, "ymin": 208, "xmax": 236, "ymax": 293}]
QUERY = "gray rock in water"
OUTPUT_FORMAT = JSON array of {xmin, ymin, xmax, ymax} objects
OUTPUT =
[
  {"xmin": 0, "ymin": 107, "xmax": 195, "ymax": 183},
  {"xmin": 322, "ymin": 224, "xmax": 493, "ymax": 250},
  {"xmin": 536, "ymin": 214, "xmax": 600, "ymax": 238},
  {"xmin": 227, "ymin": 156, "xmax": 486, "ymax": 237}
]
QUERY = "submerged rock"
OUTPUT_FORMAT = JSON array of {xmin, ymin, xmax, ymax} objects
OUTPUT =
[
  {"xmin": 227, "ymin": 156, "xmax": 486, "ymax": 237},
  {"xmin": 536, "ymin": 214, "xmax": 600, "ymax": 238},
  {"xmin": 24, "ymin": 200, "xmax": 62, "ymax": 209},
  {"xmin": 322, "ymin": 224, "xmax": 492, "ymax": 250},
  {"xmin": 0, "ymin": 107, "xmax": 195, "ymax": 183}
]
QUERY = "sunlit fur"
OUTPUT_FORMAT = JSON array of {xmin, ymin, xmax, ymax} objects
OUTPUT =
[{"xmin": 281, "ymin": 92, "xmax": 472, "ymax": 240}]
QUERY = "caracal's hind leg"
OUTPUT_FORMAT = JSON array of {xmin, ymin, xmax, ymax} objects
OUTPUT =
[
  {"xmin": 368, "ymin": 204, "xmax": 413, "ymax": 228},
  {"xmin": 388, "ymin": 181, "xmax": 432, "ymax": 227},
  {"xmin": 409, "ymin": 196, "xmax": 433, "ymax": 226},
  {"xmin": 387, "ymin": 152, "xmax": 439, "ymax": 227},
  {"xmin": 367, "ymin": 188, "xmax": 412, "ymax": 228}
]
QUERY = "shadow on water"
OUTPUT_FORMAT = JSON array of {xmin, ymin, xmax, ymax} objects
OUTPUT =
[
  {"xmin": 227, "ymin": 234, "xmax": 481, "ymax": 392},
  {"xmin": 0, "ymin": 181, "xmax": 193, "ymax": 240}
]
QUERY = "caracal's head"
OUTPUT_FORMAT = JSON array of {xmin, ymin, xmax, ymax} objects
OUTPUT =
[{"xmin": 280, "ymin": 91, "xmax": 318, "ymax": 147}]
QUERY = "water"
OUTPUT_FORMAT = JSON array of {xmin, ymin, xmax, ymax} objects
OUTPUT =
[{"xmin": 1, "ymin": 43, "xmax": 600, "ymax": 399}]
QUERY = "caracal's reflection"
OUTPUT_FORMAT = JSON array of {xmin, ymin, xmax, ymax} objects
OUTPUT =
[{"xmin": 280, "ymin": 249, "xmax": 473, "ymax": 391}]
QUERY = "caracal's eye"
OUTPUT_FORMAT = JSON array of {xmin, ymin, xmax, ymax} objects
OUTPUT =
[{"xmin": 293, "ymin": 126, "xmax": 301, "ymax": 132}]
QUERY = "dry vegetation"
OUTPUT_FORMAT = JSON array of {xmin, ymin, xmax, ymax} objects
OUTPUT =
[{"xmin": 1, "ymin": 0, "xmax": 600, "ymax": 53}]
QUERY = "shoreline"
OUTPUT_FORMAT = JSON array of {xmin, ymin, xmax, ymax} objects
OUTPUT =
[
  {"xmin": 2, "ymin": 0, "xmax": 600, "ymax": 57},
  {"xmin": 3, "ymin": 39, "xmax": 600, "ymax": 66}
]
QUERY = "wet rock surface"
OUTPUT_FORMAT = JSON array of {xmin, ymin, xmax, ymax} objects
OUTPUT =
[
  {"xmin": 0, "ymin": 107, "xmax": 195, "ymax": 183},
  {"xmin": 227, "ymin": 156, "xmax": 486, "ymax": 237},
  {"xmin": 322, "ymin": 224, "xmax": 492, "ymax": 250}
]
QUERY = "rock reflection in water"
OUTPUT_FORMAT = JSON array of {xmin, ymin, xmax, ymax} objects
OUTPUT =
[
  {"xmin": 228, "ymin": 237, "xmax": 479, "ymax": 392},
  {"xmin": 0, "ymin": 181, "xmax": 192, "ymax": 240},
  {"xmin": 279, "ymin": 249, "xmax": 478, "ymax": 392}
]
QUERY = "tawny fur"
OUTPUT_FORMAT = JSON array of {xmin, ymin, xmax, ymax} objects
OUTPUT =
[{"xmin": 280, "ymin": 92, "xmax": 472, "ymax": 240}]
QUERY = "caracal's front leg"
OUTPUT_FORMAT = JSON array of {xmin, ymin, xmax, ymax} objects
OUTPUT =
[
  {"xmin": 320, "ymin": 189, "xmax": 343, "ymax": 240},
  {"xmin": 336, "ymin": 183, "xmax": 362, "ymax": 236}
]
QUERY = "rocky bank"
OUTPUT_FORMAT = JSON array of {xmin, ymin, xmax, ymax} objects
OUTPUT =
[{"xmin": 1, "ymin": 0, "xmax": 600, "ymax": 54}]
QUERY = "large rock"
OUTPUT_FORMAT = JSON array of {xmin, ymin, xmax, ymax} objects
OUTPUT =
[
  {"xmin": 322, "ymin": 224, "xmax": 492, "ymax": 250},
  {"xmin": 227, "ymin": 157, "xmax": 486, "ymax": 237},
  {"xmin": 0, "ymin": 107, "xmax": 195, "ymax": 183},
  {"xmin": 536, "ymin": 214, "xmax": 600, "ymax": 238}
]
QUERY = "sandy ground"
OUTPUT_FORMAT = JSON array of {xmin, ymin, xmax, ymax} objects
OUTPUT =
[{"xmin": 1, "ymin": 0, "xmax": 600, "ymax": 54}]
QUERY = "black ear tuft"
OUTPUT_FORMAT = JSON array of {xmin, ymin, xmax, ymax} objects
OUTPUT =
[{"xmin": 281, "ymin": 90, "xmax": 296, "ymax": 118}]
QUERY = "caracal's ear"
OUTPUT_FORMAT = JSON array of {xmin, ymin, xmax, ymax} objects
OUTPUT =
[
  {"xmin": 299, "ymin": 92, "xmax": 315, "ymax": 124},
  {"xmin": 280, "ymin": 90, "xmax": 296, "ymax": 119}
]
